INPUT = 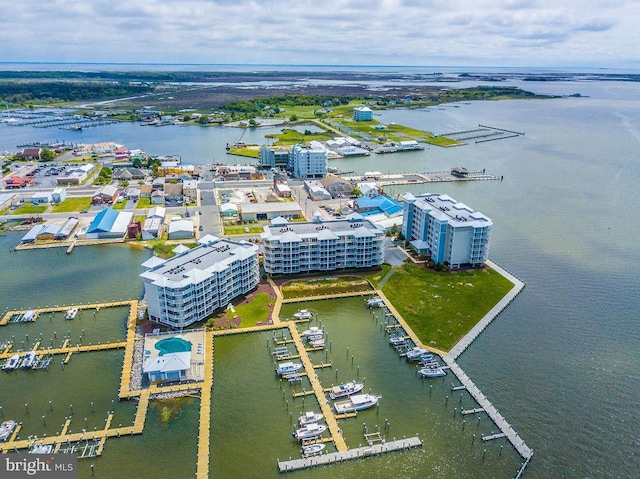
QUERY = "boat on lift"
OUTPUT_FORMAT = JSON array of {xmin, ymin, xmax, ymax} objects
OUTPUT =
[
  {"xmin": 328, "ymin": 380, "xmax": 364, "ymax": 400},
  {"xmin": 2, "ymin": 354, "xmax": 20, "ymax": 371},
  {"xmin": 302, "ymin": 443, "xmax": 326, "ymax": 456},
  {"xmin": 293, "ymin": 422, "xmax": 327, "ymax": 441},
  {"xmin": 65, "ymin": 307, "xmax": 78, "ymax": 320},
  {"xmin": 297, "ymin": 411, "xmax": 324, "ymax": 426},
  {"xmin": 276, "ymin": 361, "xmax": 303, "ymax": 376},
  {"xmin": 334, "ymin": 394, "xmax": 381, "ymax": 414}
]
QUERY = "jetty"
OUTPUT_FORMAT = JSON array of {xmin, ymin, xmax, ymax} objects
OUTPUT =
[{"xmin": 277, "ymin": 437, "xmax": 422, "ymax": 472}]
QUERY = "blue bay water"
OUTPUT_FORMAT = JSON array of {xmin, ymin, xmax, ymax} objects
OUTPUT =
[{"xmin": 0, "ymin": 74, "xmax": 639, "ymax": 478}]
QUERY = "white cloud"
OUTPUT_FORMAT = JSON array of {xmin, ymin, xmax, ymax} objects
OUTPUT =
[{"xmin": 0, "ymin": 0, "xmax": 638, "ymax": 67}]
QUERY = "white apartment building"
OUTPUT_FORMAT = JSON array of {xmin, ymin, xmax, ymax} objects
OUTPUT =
[
  {"xmin": 140, "ymin": 236, "xmax": 259, "ymax": 328},
  {"xmin": 289, "ymin": 143, "xmax": 327, "ymax": 179},
  {"xmin": 261, "ymin": 216, "xmax": 385, "ymax": 275},
  {"xmin": 402, "ymin": 193, "xmax": 492, "ymax": 269}
]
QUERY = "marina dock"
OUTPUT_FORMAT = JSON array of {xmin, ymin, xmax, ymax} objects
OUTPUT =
[
  {"xmin": 287, "ymin": 322, "xmax": 348, "ymax": 452},
  {"xmin": 277, "ymin": 437, "xmax": 422, "ymax": 472}
]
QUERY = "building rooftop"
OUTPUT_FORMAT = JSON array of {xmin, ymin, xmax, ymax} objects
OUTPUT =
[
  {"xmin": 405, "ymin": 193, "xmax": 492, "ymax": 227},
  {"xmin": 261, "ymin": 218, "xmax": 383, "ymax": 243},
  {"xmin": 140, "ymin": 239, "xmax": 258, "ymax": 288}
]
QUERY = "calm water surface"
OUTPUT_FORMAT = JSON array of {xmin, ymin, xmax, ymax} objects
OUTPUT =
[{"xmin": 1, "ymin": 78, "xmax": 639, "ymax": 478}]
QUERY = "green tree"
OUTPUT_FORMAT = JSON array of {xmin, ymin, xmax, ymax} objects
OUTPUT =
[
  {"xmin": 289, "ymin": 114, "xmax": 298, "ymax": 122},
  {"xmin": 40, "ymin": 148, "xmax": 55, "ymax": 162},
  {"xmin": 248, "ymin": 119, "xmax": 257, "ymax": 127},
  {"xmin": 350, "ymin": 188, "xmax": 362, "ymax": 197}
]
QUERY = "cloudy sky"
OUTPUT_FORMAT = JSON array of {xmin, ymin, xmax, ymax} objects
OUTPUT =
[{"xmin": 2, "ymin": 0, "xmax": 639, "ymax": 68}]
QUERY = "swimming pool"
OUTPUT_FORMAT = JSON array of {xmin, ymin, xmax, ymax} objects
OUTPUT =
[{"xmin": 155, "ymin": 337, "xmax": 192, "ymax": 356}]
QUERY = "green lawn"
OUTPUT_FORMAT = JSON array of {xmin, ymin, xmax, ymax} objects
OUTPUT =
[
  {"xmin": 357, "ymin": 264, "xmax": 392, "ymax": 288},
  {"xmin": 113, "ymin": 200, "xmax": 127, "ymax": 210},
  {"xmin": 223, "ymin": 224, "xmax": 266, "ymax": 235},
  {"xmin": 11, "ymin": 204, "xmax": 48, "ymax": 215},
  {"xmin": 136, "ymin": 198, "xmax": 151, "ymax": 209},
  {"xmin": 265, "ymin": 128, "xmax": 334, "ymax": 146},
  {"xmin": 281, "ymin": 276, "xmax": 374, "ymax": 299},
  {"xmin": 382, "ymin": 264, "xmax": 514, "ymax": 351},
  {"xmin": 234, "ymin": 293, "xmax": 272, "ymax": 327},
  {"xmin": 50, "ymin": 196, "xmax": 92, "ymax": 213}
]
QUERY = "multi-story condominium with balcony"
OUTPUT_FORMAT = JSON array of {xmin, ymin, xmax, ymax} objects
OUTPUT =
[
  {"xmin": 401, "ymin": 193, "xmax": 492, "ymax": 269},
  {"xmin": 140, "ymin": 236, "xmax": 259, "ymax": 329},
  {"xmin": 353, "ymin": 105, "xmax": 373, "ymax": 121},
  {"xmin": 288, "ymin": 143, "xmax": 327, "ymax": 179},
  {"xmin": 261, "ymin": 217, "xmax": 385, "ymax": 275}
]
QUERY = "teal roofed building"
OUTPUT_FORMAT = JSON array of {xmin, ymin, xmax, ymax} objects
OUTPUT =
[{"xmin": 354, "ymin": 195, "xmax": 403, "ymax": 217}]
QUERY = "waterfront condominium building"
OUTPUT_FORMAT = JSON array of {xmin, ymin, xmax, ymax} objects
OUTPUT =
[
  {"xmin": 261, "ymin": 216, "xmax": 385, "ymax": 275},
  {"xmin": 401, "ymin": 193, "xmax": 492, "ymax": 269},
  {"xmin": 140, "ymin": 236, "xmax": 259, "ymax": 329},
  {"xmin": 288, "ymin": 143, "xmax": 327, "ymax": 179}
]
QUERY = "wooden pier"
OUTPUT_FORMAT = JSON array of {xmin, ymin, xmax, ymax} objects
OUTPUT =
[
  {"xmin": 442, "ymin": 356, "xmax": 533, "ymax": 460},
  {"xmin": 287, "ymin": 323, "xmax": 347, "ymax": 452},
  {"xmin": 277, "ymin": 437, "xmax": 422, "ymax": 473}
]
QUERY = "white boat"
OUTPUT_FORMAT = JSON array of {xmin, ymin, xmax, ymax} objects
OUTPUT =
[
  {"xmin": 309, "ymin": 337, "xmax": 325, "ymax": 348},
  {"xmin": 2, "ymin": 354, "xmax": 20, "ymax": 371},
  {"xmin": 65, "ymin": 307, "xmax": 78, "ymax": 320},
  {"xmin": 298, "ymin": 411, "xmax": 324, "ymax": 426},
  {"xmin": 21, "ymin": 351, "xmax": 37, "ymax": 369},
  {"xmin": 418, "ymin": 366, "xmax": 447, "ymax": 378},
  {"xmin": 30, "ymin": 444, "xmax": 54, "ymax": 453},
  {"xmin": 301, "ymin": 326, "xmax": 323, "ymax": 338},
  {"xmin": 302, "ymin": 443, "xmax": 326, "ymax": 456},
  {"xmin": 293, "ymin": 422, "xmax": 327, "ymax": 440},
  {"xmin": 0, "ymin": 420, "xmax": 16, "ymax": 441},
  {"xmin": 389, "ymin": 336, "xmax": 406, "ymax": 346},
  {"xmin": 334, "ymin": 394, "xmax": 381, "ymax": 414},
  {"xmin": 293, "ymin": 309, "xmax": 314, "ymax": 320},
  {"xmin": 22, "ymin": 310, "xmax": 36, "ymax": 322},
  {"xmin": 366, "ymin": 297, "xmax": 384, "ymax": 308},
  {"xmin": 276, "ymin": 361, "xmax": 303, "ymax": 375},
  {"xmin": 406, "ymin": 347, "xmax": 430, "ymax": 361},
  {"xmin": 328, "ymin": 380, "xmax": 364, "ymax": 399}
]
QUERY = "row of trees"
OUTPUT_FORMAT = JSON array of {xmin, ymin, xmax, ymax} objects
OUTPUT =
[{"xmin": 0, "ymin": 81, "xmax": 152, "ymax": 105}]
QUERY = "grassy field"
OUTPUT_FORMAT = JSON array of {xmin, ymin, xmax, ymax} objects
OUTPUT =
[
  {"xmin": 382, "ymin": 264, "xmax": 514, "ymax": 351},
  {"xmin": 51, "ymin": 197, "xmax": 92, "ymax": 213},
  {"xmin": 11, "ymin": 204, "xmax": 48, "ymax": 215},
  {"xmin": 113, "ymin": 200, "xmax": 127, "ymax": 210},
  {"xmin": 281, "ymin": 276, "xmax": 374, "ymax": 299},
  {"xmin": 357, "ymin": 264, "xmax": 392, "ymax": 288},
  {"xmin": 234, "ymin": 293, "xmax": 272, "ymax": 327},
  {"xmin": 223, "ymin": 224, "xmax": 265, "ymax": 235},
  {"xmin": 227, "ymin": 146, "xmax": 260, "ymax": 158},
  {"xmin": 136, "ymin": 198, "xmax": 151, "ymax": 209},
  {"xmin": 265, "ymin": 128, "xmax": 334, "ymax": 146}
]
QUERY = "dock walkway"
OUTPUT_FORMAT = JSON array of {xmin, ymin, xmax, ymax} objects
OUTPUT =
[
  {"xmin": 286, "ymin": 322, "xmax": 347, "ymax": 452},
  {"xmin": 277, "ymin": 437, "xmax": 422, "ymax": 472},
  {"xmin": 442, "ymin": 356, "xmax": 532, "ymax": 460},
  {"xmin": 196, "ymin": 331, "xmax": 214, "ymax": 479}
]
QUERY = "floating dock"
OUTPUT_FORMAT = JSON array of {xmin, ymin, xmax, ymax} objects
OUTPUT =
[{"xmin": 277, "ymin": 437, "xmax": 422, "ymax": 473}]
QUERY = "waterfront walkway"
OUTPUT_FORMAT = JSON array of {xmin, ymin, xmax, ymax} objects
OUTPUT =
[
  {"xmin": 286, "ymin": 322, "xmax": 348, "ymax": 452},
  {"xmin": 277, "ymin": 437, "xmax": 422, "ymax": 472}
]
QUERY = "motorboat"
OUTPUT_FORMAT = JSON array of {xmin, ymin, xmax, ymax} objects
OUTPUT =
[
  {"xmin": 22, "ymin": 310, "xmax": 36, "ymax": 322},
  {"xmin": 328, "ymin": 380, "xmax": 364, "ymax": 400},
  {"xmin": 418, "ymin": 366, "xmax": 447, "ymax": 378},
  {"xmin": 419, "ymin": 353, "xmax": 434, "ymax": 364},
  {"xmin": 301, "ymin": 326, "xmax": 323, "ymax": 338},
  {"xmin": 276, "ymin": 362, "xmax": 303, "ymax": 375},
  {"xmin": 309, "ymin": 337, "xmax": 325, "ymax": 348},
  {"xmin": 21, "ymin": 351, "xmax": 37, "ymax": 369},
  {"xmin": 293, "ymin": 422, "xmax": 327, "ymax": 441},
  {"xmin": 30, "ymin": 444, "xmax": 54, "ymax": 453},
  {"xmin": 302, "ymin": 443, "xmax": 326, "ymax": 456},
  {"xmin": 406, "ymin": 347, "xmax": 430, "ymax": 361},
  {"xmin": 298, "ymin": 411, "xmax": 324, "ymax": 427},
  {"xmin": 0, "ymin": 420, "xmax": 16, "ymax": 441},
  {"xmin": 65, "ymin": 307, "xmax": 78, "ymax": 320},
  {"xmin": 389, "ymin": 336, "xmax": 406, "ymax": 346},
  {"xmin": 293, "ymin": 309, "xmax": 314, "ymax": 320},
  {"xmin": 366, "ymin": 297, "xmax": 384, "ymax": 308},
  {"xmin": 334, "ymin": 394, "xmax": 381, "ymax": 414},
  {"xmin": 2, "ymin": 354, "xmax": 20, "ymax": 371}
]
